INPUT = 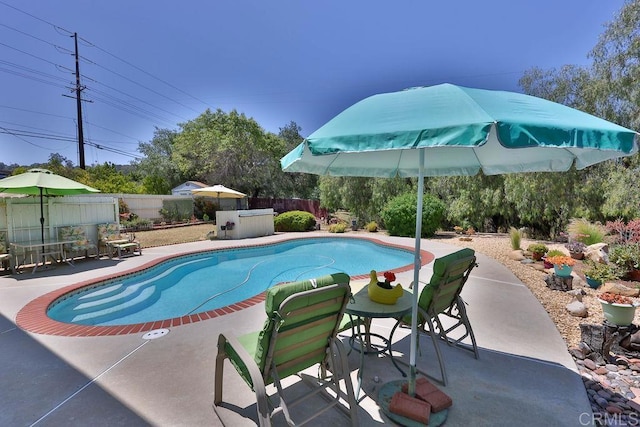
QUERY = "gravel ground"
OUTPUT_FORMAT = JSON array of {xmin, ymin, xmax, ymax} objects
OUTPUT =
[
  {"xmin": 430, "ymin": 233, "xmax": 612, "ymax": 349},
  {"xmin": 135, "ymin": 225, "xmax": 617, "ymax": 349}
]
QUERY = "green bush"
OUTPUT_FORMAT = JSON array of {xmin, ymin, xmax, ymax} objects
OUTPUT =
[
  {"xmin": 328, "ymin": 222, "xmax": 348, "ymax": 233},
  {"xmin": 381, "ymin": 193, "xmax": 445, "ymax": 238},
  {"xmin": 160, "ymin": 199, "xmax": 193, "ymax": 222},
  {"xmin": 273, "ymin": 210, "xmax": 316, "ymax": 232},
  {"xmin": 121, "ymin": 217, "xmax": 153, "ymax": 231},
  {"xmin": 509, "ymin": 227, "xmax": 522, "ymax": 250},
  {"xmin": 365, "ymin": 221, "xmax": 379, "ymax": 232},
  {"xmin": 609, "ymin": 243, "xmax": 640, "ymax": 273},
  {"xmin": 194, "ymin": 198, "xmax": 218, "ymax": 220}
]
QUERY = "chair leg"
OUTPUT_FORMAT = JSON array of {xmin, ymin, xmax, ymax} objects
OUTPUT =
[
  {"xmin": 213, "ymin": 338, "xmax": 226, "ymax": 407},
  {"xmin": 456, "ymin": 297, "xmax": 479, "ymax": 359},
  {"xmin": 426, "ymin": 318, "xmax": 448, "ymax": 386},
  {"xmin": 331, "ymin": 338, "xmax": 359, "ymax": 426}
]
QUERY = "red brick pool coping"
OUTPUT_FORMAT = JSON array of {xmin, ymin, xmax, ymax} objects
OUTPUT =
[{"xmin": 16, "ymin": 236, "xmax": 434, "ymax": 337}]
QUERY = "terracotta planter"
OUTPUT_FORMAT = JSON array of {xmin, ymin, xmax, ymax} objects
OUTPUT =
[
  {"xmin": 532, "ymin": 252, "xmax": 544, "ymax": 261},
  {"xmin": 570, "ymin": 251, "xmax": 584, "ymax": 260},
  {"xmin": 627, "ymin": 269, "xmax": 640, "ymax": 282}
]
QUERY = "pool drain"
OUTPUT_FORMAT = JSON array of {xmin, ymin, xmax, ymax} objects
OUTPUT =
[{"xmin": 142, "ymin": 328, "xmax": 170, "ymax": 340}]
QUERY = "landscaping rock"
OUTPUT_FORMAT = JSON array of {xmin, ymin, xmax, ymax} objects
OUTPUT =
[
  {"xmin": 567, "ymin": 289, "xmax": 586, "ymax": 302},
  {"xmin": 509, "ymin": 250, "xmax": 525, "ymax": 261},
  {"xmin": 586, "ymin": 243, "xmax": 609, "ymax": 263},
  {"xmin": 529, "ymin": 263, "xmax": 546, "ymax": 271},
  {"xmin": 567, "ymin": 300, "xmax": 588, "ymax": 317},
  {"xmin": 600, "ymin": 282, "xmax": 639, "ymax": 297},
  {"xmin": 545, "ymin": 274, "xmax": 573, "ymax": 291}
]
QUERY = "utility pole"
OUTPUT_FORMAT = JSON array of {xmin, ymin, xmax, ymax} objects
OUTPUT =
[{"xmin": 74, "ymin": 32, "xmax": 86, "ymax": 169}]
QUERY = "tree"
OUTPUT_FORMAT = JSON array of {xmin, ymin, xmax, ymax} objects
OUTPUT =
[
  {"xmin": 84, "ymin": 163, "xmax": 144, "ymax": 194},
  {"xmin": 318, "ymin": 176, "xmax": 411, "ymax": 226},
  {"xmin": 173, "ymin": 109, "xmax": 286, "ymax": 197},
  {"xmin": 135, "ymin": 128, "xmax": 185, "ymax": 194},
  {"xmin": 278, "ymin": 121, "xmax": 318, "ymax": 198},
  {"xmin": 589, "ymin": 0, "xmax": 640, "ymax": 130},
  {"xmin": 503, "ymin": 171, "xmax": 581, "ymax": 238},
  {"xmin": 426, "ymin": 174, "xmax": 511, "ymax": 232}
]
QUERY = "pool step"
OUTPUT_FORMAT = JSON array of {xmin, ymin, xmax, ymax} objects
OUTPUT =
[
  {"xmin": 77, "ymin": 283, "xmax": 124, "ymax": 302},
  {"xmin": 72, "ymin": 286, "xmax": 157, "ymax": 324},
  {"xmin": 75, "ymin": 284, "xmax": 146, "ymax": 312}
]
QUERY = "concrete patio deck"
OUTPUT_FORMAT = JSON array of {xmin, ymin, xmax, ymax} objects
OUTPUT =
[{"xmin": 0, "ymin": 233, "xmax": 593, "ymax": 426}]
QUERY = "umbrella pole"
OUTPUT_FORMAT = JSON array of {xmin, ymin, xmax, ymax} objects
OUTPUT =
[
  {"xmin": 409, "ymin": 149, "xmax": 425, "ymax": 396},
  {"xmin": 39, "ymin": 188, "xmax": 46, "ymax": 266}
]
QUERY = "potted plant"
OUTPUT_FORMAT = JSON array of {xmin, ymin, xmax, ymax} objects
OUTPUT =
[
  {"xmin": 598, "ymin": 292, "xmax": 638, "ymax": 326},
  {"xmin": 583, "ymin": 260, "xmax": 618, "ymax": 289},
  {"xmin": 565, "ymin": 241, "xmax": 587, "ymax": 260},
  {"xmin": 546, "ymin": 255, "xmax": 576, "ymax": 277},
  {"xmin": 527, "ymin": 243, "xmax": 548, "ymax": 261},
  {"xmin": 543, "ymin": 249, "xmax": 565, "ymax": 268},
  {"xmin": 609, "ymin": 243, "xmax": 640, "ymax": 281}
]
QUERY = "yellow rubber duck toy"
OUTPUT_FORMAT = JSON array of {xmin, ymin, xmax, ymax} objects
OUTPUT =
[{"xmin": 367, "ymin": 270, "xmax": 403, "ymax": 305}]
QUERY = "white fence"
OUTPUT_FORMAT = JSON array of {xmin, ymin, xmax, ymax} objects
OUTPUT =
[
  {"xmin": 102, "ymin": 194, "xmax": 193, "ymax": 220},
  {"xmin": 0, "ymin": 195, "xmax": 118, "ymax": 244}
]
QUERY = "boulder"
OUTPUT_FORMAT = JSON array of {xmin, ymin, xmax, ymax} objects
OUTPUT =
[
  {"xmin": 599, "ymin": 282, "xmax": 639, "ymax": 297},
  {"xmin": 566, "ymin": 300, "xmax": 588, "ymax": 317},
  {"xmin": 509, "ymin": 250, "xmax": 525, "ymax": 261},
  {"xmin": 545, "ymin": 273, "xmax": 573, "ymax": 291},
  {"xmin": 585, "ymin": 243, "xmax": 609, "ymax": 264},
  {"xmin": 529, "ymin": 263, "xmax": 546, "ymax": 271}
]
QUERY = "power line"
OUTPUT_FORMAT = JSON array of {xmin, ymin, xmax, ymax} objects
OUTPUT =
[
  {"xmin": 85, "ymin": 74, "xmax": 188, "ymax": 122},
  {"xmin": 82, "ymin": 37, "xmax": 212, "ymax": 110},
  {"xmin": 0, "ymin": 59, "xmax": 70, "ymax": 82},
  {"xmin": 0, "ymin": 1, "xmax": 196, "ymax": 164},
  {"xmin": 0, "ymin": 40, "xmax": 66, "ymax": 69},
  {"xmin": 0, "ymin": 126, "xmax": 142, "ymax": 159},
  {"xmin": 0, "ymin": 22, "xmax": 57, "ymax": 47},
  {"xmin": 0, "ymin": 125, "xmax": 69, "ymax": 151},
  {"xmin": 88, "ymin": 60, "xmax": 200, "ymax": 116},
  {"xmin": 0, "ymin": 104, "xmax": 74, "ymax": 120},
  {"xmin": 89, "ymin": 91, "xmax": 175, "ymax": 127}
]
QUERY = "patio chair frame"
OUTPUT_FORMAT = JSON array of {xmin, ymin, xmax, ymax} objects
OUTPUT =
[
  {"xmin": 390, "ymin": 248, "xmax": 479, "ymax": 386},
  {"xmin": 214, "ymin": 275, "xmax": 359, "ymax": 426}
]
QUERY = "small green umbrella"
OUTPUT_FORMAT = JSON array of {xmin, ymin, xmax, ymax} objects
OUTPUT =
[
  {"xmin": 0, "ymin": 168, "xmax": 100, "ymax": 245},
  {"xmin": 282, "ymin": 83, "xmax": 639, "ymax": 395}
]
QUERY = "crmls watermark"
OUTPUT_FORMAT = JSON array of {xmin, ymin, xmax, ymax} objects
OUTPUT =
[{"xmin": 579, "ymin": 412, "xmax": 640, "ymax": 426}]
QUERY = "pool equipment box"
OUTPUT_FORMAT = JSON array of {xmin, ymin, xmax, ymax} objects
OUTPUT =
[{"xmin": 216, "ymin": 209, "xmax": 275, "ymax": 239}]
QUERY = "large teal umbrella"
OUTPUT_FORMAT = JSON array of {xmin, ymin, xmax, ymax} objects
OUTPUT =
[
  {"xmin": 281, "ymin": 83, "xmax": 639, "ymax": 394},
  {"xmin": 0, "ymin": 168, "xmax": 100, "ymax": 246}
]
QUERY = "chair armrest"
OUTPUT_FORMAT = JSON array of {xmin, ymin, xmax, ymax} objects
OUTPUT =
[{"xmin": 216, "ymin": 332, "xmax": 266, "ymax": 399}]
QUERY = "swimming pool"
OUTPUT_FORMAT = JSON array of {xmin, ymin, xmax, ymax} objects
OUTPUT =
[{"xmin": 47, "ymin": 237, "xmax": 415, "ymax": 326}]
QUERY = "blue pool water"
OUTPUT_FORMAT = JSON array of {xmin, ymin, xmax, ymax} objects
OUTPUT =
[{"xmin": 47, "ymin": 237, "xmax": 413, "ymax": 326}]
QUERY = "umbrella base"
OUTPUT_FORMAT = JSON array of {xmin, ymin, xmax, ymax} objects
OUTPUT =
[{"xmin": 378, "ymin": 379, "xmax": 448, "ymax": 426}]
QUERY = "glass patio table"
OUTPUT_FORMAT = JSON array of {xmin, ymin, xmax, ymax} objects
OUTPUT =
[
  {"xmin": 345, "ymin": 285, "xmax": 413, "ymax": 397},
  {"xmin": 10, "ymin": 239, "xmax": 76, "ymax": 274}
]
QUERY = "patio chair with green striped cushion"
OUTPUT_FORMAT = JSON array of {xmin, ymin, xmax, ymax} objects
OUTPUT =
[
  {"xmin": 390, "ymin": 248, "xmax": 479, "ymax": 386},
  {"xmin": 214, "ymin": 272, "xmax": 359, "ymax": 426},
  {"xmin": 0, "ymin": 230, "xmax": 10, "ymax": 271}
]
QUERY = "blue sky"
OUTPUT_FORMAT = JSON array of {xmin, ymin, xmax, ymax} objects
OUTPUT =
[{"xmin": 0, "ymin": 0, "xmax": 627, "ymax": 167}]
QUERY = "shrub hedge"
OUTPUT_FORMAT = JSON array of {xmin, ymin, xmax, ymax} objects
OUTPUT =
[
  {"xmin": 381, "ymin": 192, "xmax": 445, "ymax": 238},
  {"xmin": 274, "ymin": 210, "xmax": 317, "ymax": 232}
]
